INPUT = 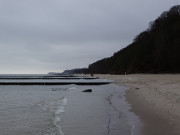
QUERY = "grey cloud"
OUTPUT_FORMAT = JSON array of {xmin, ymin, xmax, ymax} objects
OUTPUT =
[{"xmin": 0, "ymin": 0, "xmax": 179, "ymax": 73}]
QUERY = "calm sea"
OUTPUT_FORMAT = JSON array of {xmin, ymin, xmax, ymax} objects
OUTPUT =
[{"xmin": 0, "ymin": 75, "xmax": 143, "ymax": 135}]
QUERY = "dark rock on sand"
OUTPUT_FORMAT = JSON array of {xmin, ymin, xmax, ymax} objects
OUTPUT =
[{"xmin": 82, "ymin": 89, "xmax": 92, "ymax": 92}]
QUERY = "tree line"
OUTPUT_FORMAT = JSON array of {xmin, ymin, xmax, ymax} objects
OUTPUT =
[
  {"xmin": 88, "ymin": 5, "xmax": 180, "ymax": 74},
  {"xmin": 63, "ymin": 5, "xmax": 180, "ymax": 74}
]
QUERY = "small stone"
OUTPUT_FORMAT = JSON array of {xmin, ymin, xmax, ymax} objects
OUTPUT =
[{"xmin": 82, "ymin": 89, "xmax": 92, "ymax": 92}]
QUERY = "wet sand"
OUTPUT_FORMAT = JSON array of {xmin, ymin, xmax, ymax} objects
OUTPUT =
[
  {"xmin": 96, "ymin": 74, "xmax": 180, "ymax": 135},
  {"xmin": 60, "ymin": 84, "xmax": 143, "ymax": 135}
]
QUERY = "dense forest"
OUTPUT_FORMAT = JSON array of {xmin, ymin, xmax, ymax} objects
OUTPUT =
[
  {"xmin": 88, "ymin": 5, "xmax": 180, "ymax": 74},
  {"xmin": 63, "ymin": 68, "xmax": 88, "ymax": 74}
]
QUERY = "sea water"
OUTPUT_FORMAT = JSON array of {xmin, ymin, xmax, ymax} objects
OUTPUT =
[{"xmin": 0, "ymin": 84, "xmax": 143, "ymax": 135}]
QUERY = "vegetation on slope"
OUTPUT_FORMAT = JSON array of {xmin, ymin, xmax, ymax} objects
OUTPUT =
[
  {"xmin": 63, "ymin": 68, "xmax": 88, "ymax": 74},
  {"xmin": 88, "ymin": 5, "xmax": 180, "ymax": 74}
]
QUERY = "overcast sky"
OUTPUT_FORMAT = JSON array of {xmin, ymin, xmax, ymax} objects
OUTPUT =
[{"xmin": 0, "ymin": 0, "xmax": 179, "ymax": 74}]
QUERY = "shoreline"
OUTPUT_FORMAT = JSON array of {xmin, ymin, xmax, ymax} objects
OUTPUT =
[
  {"xmin": 60, "ymin": 84, "xmax": 143, "ymax": 135},
  {"xmin": 95, "ymin": 74, "xmax": 180, "ymax": 135}
]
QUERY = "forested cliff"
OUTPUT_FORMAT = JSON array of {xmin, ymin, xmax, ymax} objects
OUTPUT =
[{"xmin": 88, "ymin": 5, "xmax": 180, "ymax": 74}]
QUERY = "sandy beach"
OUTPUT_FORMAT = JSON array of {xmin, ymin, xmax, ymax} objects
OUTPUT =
[{"xmin": 96, "ymin": 74, "xmax": 180, "ymax": 135}]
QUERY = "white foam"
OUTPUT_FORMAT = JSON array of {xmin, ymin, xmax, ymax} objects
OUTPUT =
[
  {"xmin": 53, "ymin": 97, "xmax": 67, "ymax": 135},
  {"xmin": 38, "ymin": 97, "xmax": 68, "ymax": 135},
  {"xmin": 62, "ymin": 98, "xmax": 67, "ymax": 106},
  {"xmin": 68, "ymin": 87, "xmax": 76, "ymax": 90},
  {"xmin": 55, "ymin": 106, "xmax": 65, "ymax": 114},
  {"xmin": 53, "ymin": 116, "xmax": 61, "ymax": 124}
]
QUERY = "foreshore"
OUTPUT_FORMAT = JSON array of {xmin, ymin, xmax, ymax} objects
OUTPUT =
[{"xmin": 95, "ymin": 74, "xmax": 180, "ymax": 135}]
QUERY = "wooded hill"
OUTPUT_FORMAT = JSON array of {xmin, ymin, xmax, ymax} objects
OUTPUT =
[
  {"xmin": 63, "ymin": 68, "xmax": 88, "ymax": 74},
  {"xmin": 88, "ymin": 5, "xmax": 180, "ymax": 74}
]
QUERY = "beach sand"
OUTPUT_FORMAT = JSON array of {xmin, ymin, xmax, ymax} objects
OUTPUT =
[{"xmin": 95, "ymin": 74, "xmax": 180, "ymax": 135}]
